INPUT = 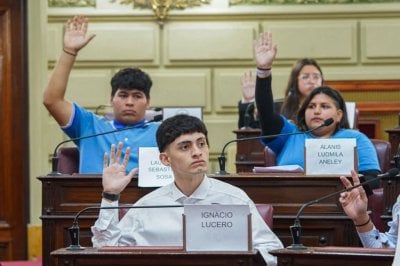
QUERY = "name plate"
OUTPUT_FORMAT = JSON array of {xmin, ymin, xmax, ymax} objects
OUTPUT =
[
  {"xmin": 138, "ymin": 147, "xmax": 174, "ymax": 187},
  {"xmin": 305, "ymin": 138, "xmax": 356, "ymax": 175},
  {"xmin": 183, "ymin": 204, "xmax": 251, "ymax": 251}
]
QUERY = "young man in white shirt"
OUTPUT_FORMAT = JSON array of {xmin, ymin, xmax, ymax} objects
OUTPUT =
[{"xmin": 91, "ymin": 114, "xmax": 283, "ymax": 265}]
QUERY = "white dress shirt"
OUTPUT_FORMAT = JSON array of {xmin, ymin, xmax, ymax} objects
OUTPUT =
[{"xmin": 92, "ymin": 175, "xmax": 283, "ymax": 265}]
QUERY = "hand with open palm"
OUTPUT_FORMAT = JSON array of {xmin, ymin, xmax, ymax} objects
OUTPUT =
[
  {"xmin": 64, "ymin": 15, "xmax": 96, "ymax": 55},
  {"xmin": 254, "ymin": 32, "xmax": 277, "ymax": 70}
]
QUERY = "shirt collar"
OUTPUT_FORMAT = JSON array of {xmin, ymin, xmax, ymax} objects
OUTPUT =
[
  {"xmin": 171, "ymin": 175, "xmax": 210, "ymax": 204},
  {"xmin": 113, "ymin": 119, "xmax": 145, "ymax": 129}
]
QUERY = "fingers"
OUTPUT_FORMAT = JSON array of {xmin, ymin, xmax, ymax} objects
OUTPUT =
[
  {"xmin": 115, "ymin": 142, "xmax": 123, "ymax": 163},
  {"xmin": 108, "ymin": 142, "xmax": 130, "ymax": 167},
  {"xmin": 338, "ymin": 192, "xmax": 348, "ymax": 204},
  {"xmin": 110, "ymin": 143, "xmax": 116, "ymax": 163},
  {"xmin": 339, "ymin": 175, "xmax": 351, "ymax": 188},
  {"xmin": 350, "ymin": 170, "xmax": 361, "ymax": 186},
  {"xmin": 122, "ymin": 147, "xmax": 131, "ymax": 168},
  {"xmin": 103, "ymin": 152, "xmax": 108, "ymax": 169},
  {"xmin": 127, "ymin": 168, "xmax": 138, "ymax": 180}
]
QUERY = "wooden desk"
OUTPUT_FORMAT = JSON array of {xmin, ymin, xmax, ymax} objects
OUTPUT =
[
  {"xmin": 40, "ymin": 173, "xmax": 362, "ymax": 266},
  {"xmin": 234, "ymin": 129, "xmax": 264, "ymax": 173},
  {"xmin": 50, "ymin": 247, "xmax": 264, "ymax": 266},
  {"xmin": 270, "ymin": 246, "xmax": 395, "ymax": 266}
]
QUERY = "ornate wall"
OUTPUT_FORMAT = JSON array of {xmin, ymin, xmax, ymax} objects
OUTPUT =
[{"xmin": 34, "ymin": 0, "xmax": 400, "ymax": 222}]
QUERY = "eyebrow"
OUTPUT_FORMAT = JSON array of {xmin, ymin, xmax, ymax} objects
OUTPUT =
[{"xmin": 176, "ymin": 137, "xmax": 206, "ymax": 146}]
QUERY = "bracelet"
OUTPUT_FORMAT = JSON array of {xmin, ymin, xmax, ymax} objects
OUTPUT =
[
  {"xmin": 354, "ymin": 216, "xmax": 371, "ymax": 227},
  {"xmin": 63, "ymin": 48, "xmax": 77, "ymax": 57},
  {"xmin": 102, "ymin": 191, "xmax": 120, "ymax": 202},
  {"xmin": 256, "ymin": 68, "xmax": 271, "ymax": 76}
]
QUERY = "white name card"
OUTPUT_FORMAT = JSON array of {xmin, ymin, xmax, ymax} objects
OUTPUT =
[
  {"xmin": 138, "ymin": 147, "xmax": 174, "ymax": 187},
  {"xmin": 183, "ymin": 204, "xmax": 251, "ymax": 252},
  {"xmin": 305, "ymin": 138, "xmax": 356, "ymax": 176}
]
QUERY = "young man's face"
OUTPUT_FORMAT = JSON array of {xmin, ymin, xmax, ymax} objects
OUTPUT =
[
  {"xmin": 160, "ymin": 132, "xmax": 209, "ymax": 180},
  {"xmin": 111, "ymin": 88, "xmax": 149, "ymax": 125}
]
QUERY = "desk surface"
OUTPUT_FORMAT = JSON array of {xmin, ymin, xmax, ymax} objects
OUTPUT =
[
  {"xmin": 270, "ymin": 246, "xmax": 395, "ymax": 266},
  {"xmin": 51, "ymin": 247, "xmax": 264, "ymax": 266}
]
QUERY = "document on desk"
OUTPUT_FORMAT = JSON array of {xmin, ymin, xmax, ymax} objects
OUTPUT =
[{"xmin": 253, "ymin": 165, "xmax": 304, "ymax": 173}]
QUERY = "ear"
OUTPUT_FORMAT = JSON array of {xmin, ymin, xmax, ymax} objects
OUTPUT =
[
  {"xmin": 337, "ymin": 109, "xmax": 344, "ymax": 123},
  {"xmin": 145, "ymin": 97, "xmax": 150, "ymax": 109},
  {"xmin": 159, "ymin": 152, "xmax": 170, "ymax": 166}
]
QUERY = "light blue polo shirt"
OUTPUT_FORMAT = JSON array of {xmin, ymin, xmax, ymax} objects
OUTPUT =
[{"xmin": 62, "ymin": 103, "xmax": 159, "ymax": 173}]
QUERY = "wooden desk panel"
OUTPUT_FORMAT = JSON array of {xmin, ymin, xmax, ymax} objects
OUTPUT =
[
  {"xmin": 51, "ymin": 247, "xmax": 264, "ymax": 266},
  {"xmin": 39, "ymin": 174, "xmax": 360, "ymax": 266},
  {"xmin": 234, "ymin": 129, "xmax": 265, "ymax": 173},
  {"xmin": 270, "ymin": 247, "xmax": 395, "ymax": 266}
]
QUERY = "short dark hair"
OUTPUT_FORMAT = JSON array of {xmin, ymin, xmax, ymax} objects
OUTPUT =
[
  {"xmin": 296, "ymin": 86, "xmax": 350, "ymax": 131},
  {"xmin": 110, "ymin": 67, "xmax": 152, "ymax": 98},
  {"xmin": 156, "ymin": 115, "xmax": 209, "ymax": 152}
]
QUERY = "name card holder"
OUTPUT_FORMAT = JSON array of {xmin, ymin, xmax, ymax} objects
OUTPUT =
[
  {"xmin": 182, "ymin": 204, "xmax": 252, "ymax": 252},
  {"xmin": 305, "ymin": 138, "xmax": 357, "ymax": 176},
  {"xmin": 138, "ymin": 147, "xmax": 174, "ymax": 187}
]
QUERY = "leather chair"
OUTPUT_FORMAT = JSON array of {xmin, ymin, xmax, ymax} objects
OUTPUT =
[
  {"xmin": 368, "ymin": 139, "xmax": 391, "ymax": 231},
  {"xmin": 57, "ymin": 147, "xmax": 79, "ymax": 174},
  {"xmin": 118, "ymin": 203, "xmax": 274, "ymax": 229},
  {"xmin": 255, "ymin": 203, "xmax": 274, "ymax": 229}
]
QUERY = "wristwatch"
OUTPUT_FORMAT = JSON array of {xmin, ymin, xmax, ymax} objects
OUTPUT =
[{"xmin": 102, "ymin": 191, "xmax": 120, "ymax": 202}]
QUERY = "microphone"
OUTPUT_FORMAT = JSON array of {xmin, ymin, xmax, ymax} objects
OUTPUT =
[
  {"xmin": 49, "ymin": 116, "xmax": 163, "ymax": 176},
  {"xmin": 287, "ymin": 168, "xmax": 399, "ymax": 250},
  {"xmin": 67, "ymin": 204, "xmax": 184, "ymax": 250},
  {"xmin": 217, "ymin": 118, "xmax": 334, "ymax": 175}
]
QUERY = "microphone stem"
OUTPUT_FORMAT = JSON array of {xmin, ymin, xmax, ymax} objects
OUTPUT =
[
  {"xmin": 294, "ymin": 174, "xmax": 384, "ymax": 219},
  {"xmin": 73, "ymin": 204, "xmax": 184, "ymax": 225}
]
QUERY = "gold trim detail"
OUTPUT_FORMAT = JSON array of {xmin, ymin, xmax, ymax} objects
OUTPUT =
[
  {"xmin": 48, "ymin": 0, "xmax": 96, "ymax": 7},
  {"xmin": 230, "ymin": 0, "xmax": 400, "ymax": 4},
  {"xmin": 112, "ymin": 0, "xmax": 211, "ymax": 22}
]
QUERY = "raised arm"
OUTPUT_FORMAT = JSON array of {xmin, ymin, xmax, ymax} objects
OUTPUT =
[
  {"xmin": 339, "ymin": 170, "xmax": 372, "ymax": 233},
  {"xmin": 238, "ymin": 71, "xmax": 257, "ymax": 128},
  {"xmin": 254, "ymin": 32, "xmax": 283, "ymax": 136},
  {"xmin": 43, "ymin": 15, "xmax": 96, "ymax": 126}
]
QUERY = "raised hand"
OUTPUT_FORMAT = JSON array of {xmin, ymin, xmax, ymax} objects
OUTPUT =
[
  {"xmin": 240, "ymin": 71, "xmax": 256, "ymax": 103},
  {"xmin": 64, "ymin": 15, "xmax": 96, "ymax": 54},
  {"xmin": 254, "ymin": 32, "xmax": 277, "ymax": 70},
  {"xmin": 339, "ymin": 170, "xmax": 369, "ymax": 224},
  {"xmin": 102, "ymin": 142, "xmax": 137, "ymax": 195}
]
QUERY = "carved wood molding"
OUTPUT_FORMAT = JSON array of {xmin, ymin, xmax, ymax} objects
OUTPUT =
[
  {"xmin": 325, "ymin": 80, "xmax": 400, "ymax": 113},
  {"xmin": 325, "ymin": 80, "xmax": 400, "ymax": 91}
]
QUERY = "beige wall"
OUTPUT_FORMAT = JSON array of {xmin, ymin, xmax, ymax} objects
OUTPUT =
[{"xmin": 30, "ymin": 1, "xmax": 400, "ymax": 230}]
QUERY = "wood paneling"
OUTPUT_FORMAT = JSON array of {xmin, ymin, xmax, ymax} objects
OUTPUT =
[{"xmin": 0, "ymin": 0, "xmax": 29, "ymax": 261}]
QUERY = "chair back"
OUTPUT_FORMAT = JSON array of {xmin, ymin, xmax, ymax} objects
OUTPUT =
[
  {"xmin": 371, "ymin": 139, "xmax": 391, "ymax": 173},
  {"xmin": 255, "ymin": 203, "xmax": 274, "ymax": 229},
  {"xmin": 263, "ymin": 146, "xmax": 276, "ymax": 167},
  {"xmin": 57, "ymin": 147, "xmax": 79, "ymax": 174}
]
